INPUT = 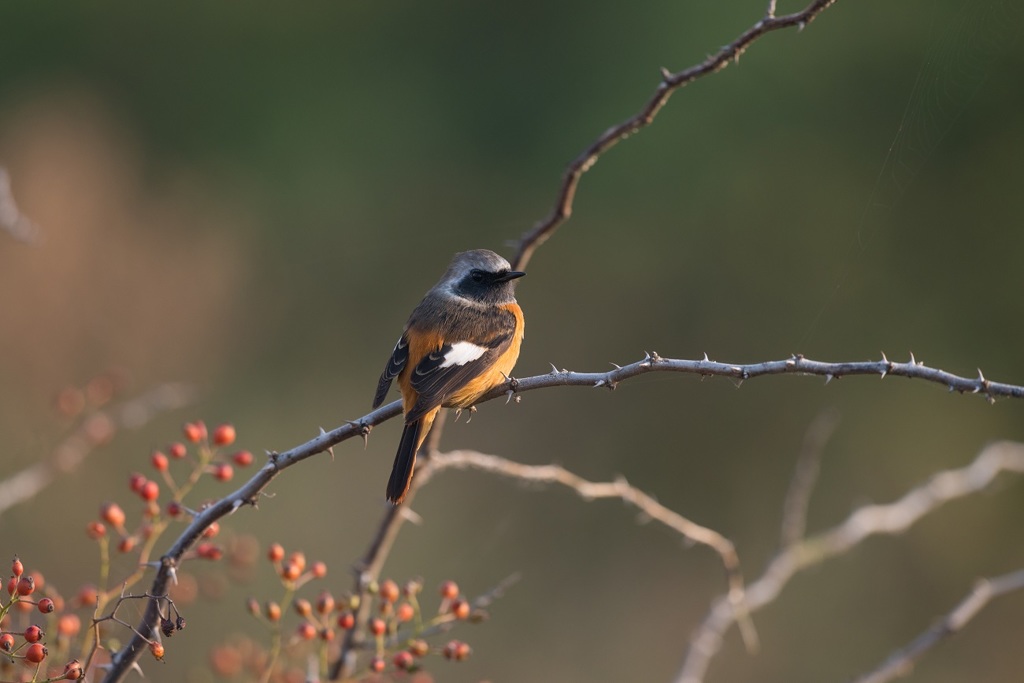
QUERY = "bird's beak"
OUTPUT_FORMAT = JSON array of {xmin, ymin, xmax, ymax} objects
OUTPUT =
[{"xmin": 496, "ymin": 270, "xmax": 526, "ymax": 282}]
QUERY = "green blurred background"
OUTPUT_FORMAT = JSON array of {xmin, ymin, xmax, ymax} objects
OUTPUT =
[{"xmin": 1, "ymin": 0, "xmax": 1022, "ymax": 681}]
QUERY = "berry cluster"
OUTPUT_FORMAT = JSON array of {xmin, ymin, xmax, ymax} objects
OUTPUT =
[{"xmin": 0, "ymin": 558, "xmax": 83, "ymax": 681}]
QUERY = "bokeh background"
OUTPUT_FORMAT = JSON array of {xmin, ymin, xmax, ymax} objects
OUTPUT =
[{"xmin": 1, "ymin": 1, "xmax": 1022, "ymax": 681}]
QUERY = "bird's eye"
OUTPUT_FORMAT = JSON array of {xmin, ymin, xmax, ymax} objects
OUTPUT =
[{"xmin": 470, "ymin": 269, "xmax": 485, "ymax": 283}]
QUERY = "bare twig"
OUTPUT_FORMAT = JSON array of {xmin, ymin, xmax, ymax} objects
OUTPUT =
[
  {"xmin": 0, "ymin": 167, "xmax": 40, "ymax": 243},
  {"xmin": 0, "ymin": 383, "xmax": 195, "ymax": 519},
  {"xmin": 676, "ymin": 440, "xmax": 1024, "ymax": 683},
  {"xmin": 511, "ymin": 0, "xmax": 839, "ymax": 270},
  {"xmin": 779, "ymin": 408, "xmax": 840, "ymax": 548},
  {"xmin": 423, "ymin": 449, "xmax": 758, "ymax": 652},
  {"xmin": 850, "ymin": 568, "xmax": 1024, "ymax": 683}
]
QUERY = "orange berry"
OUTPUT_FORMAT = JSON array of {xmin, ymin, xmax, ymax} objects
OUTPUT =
[
  {"xmin": 232, "ymin": 450, "xmax": 253, "ymax": 467},
  {"xmin": 0, "ymin": 633, "xmax": 12, "ymax": 651},
  {"xmin": 24, "ymin": 624, "xmax": 43, "ymax": 643},
  {"xmin": 393, "ymin": 651, "xmax": 414, "ymax": 670},
  {"xmin": 86, "ymin": 521, "xmax": 106, "ymax": 539},
  {"xmin": 5, "ymin": 576, "xmax": 14, "ymax": 596},
  {"xmin": 310, "ymin": 561, "xmax": 327, "ymax": 578},
  {"xmin": 58, "ymin": 613, "xmax": 82, "ymax": 637},
  {"xmin": 439, "ymin": 580, "xmax": 459, "ymax": 600},
  {"xmin": 296, "ymin": 622, "xmax": 316, "ymax": 640},
  {"xmin": 76, "ymin": 585, "xmax": 98, "ymax": 607},
  {"xmin": 267, "ymin": 543, "xmax": 285, "ymax": 562},
  {"xmin": 212, "ymin": 424, "xmax": 236, "ymax": 446},
  {"xmin": 279, "ymin": 561, "xmax": 301, "ymax": 582},
  {"xmin": 336, "ymin": 611, "xmax": 355, "ymax": 630},
  {"xmin": 294, "ymin": 599, "xmax": 312, "ymax": 618},
  {"xmin": 396, "ymin": 602, "xmax": 414, "ymax": 623},
  {"xmin": 36, "ymin": 597, "xmax": 54, "ymax": 614},
  {"xmin": 287, "ymin": 552, "xmax": 306, "ymax": 573},
  {"xmin": 315, "ymin": 591, "xmax": 335, "ymax": 615},
  {"xmin": 100, "ymin": 502, "xmax": 126, "ymax": 528},
  {"xmin": 203, "ymin": 522, "xmax": 220, "ymax": 538},
  {"xmin": 370, "ymin": 656, "xmax": 385, "ymax": 673},
  {"xmin": 450, "ymin": 599, "xmax": 470, "ymax": 620},
  {"xmin": 183, "ymin": 421, "xmax": 206, "ymax": 443},
  {"xmin": 455, "ymin": 641, "xmax": 472, "ymax": 661},
  {"xmin": 319, "ymin": 627, "xmax": 335, "ymax": 642},
  {"xmin": 25, "ymin": 642, "xmax": 46, "ymax": 664},
  {"xmin": 117, "ymin": 536, "xmax": 137, "ymax": 553},
  {"xmin": 139, "ymin": 480, "xmax": 159, "ymax": 502},
  {"xmin": 265, "ymin": 601, "xmax": 281, "ymax": 622},
  {"xmin": 11, "ymin": 557, "xmax": 23, "ymax": 578},
  {"xmin": 150, "ymin": 641, "xmax": 164, "ymax": 660},
  {"xmin": 379, "ymin": 579, "xmax": 400, "ymax": 604},
  {"xmin": 168, "ymin": 442, "xmax": 187, "ymax": 458},
  {"xmin": 369, "ymin": 618, "xmax": 386, "ymax": 636},
  {"xmin": 409, "ymin": 639, "xmax": 429, "ymax": 657},
  {"xmin": 151, "ymin": 451, "xmax": 169, "ymax": 472},
  {"xmin": 212, "ymin": 463, "xmax": 233, "ymax": 482}
]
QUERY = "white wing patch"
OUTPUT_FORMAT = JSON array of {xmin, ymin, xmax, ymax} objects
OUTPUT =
[{"xmin": 439, "ymin": 341, "xmax": 488, "ymax": 368}]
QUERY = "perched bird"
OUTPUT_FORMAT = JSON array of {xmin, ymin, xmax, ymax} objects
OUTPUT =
[{"xmin": 373, "ymin": 249, "xmax": 526, "ymax": 504}]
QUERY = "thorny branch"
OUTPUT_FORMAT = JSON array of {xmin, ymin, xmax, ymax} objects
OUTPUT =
[
  {"xmin": 850, "ymin": 568, "xmax": 1024, "ymax": 683},
  {"xmin": 106, "ymin": 352, "xmax": 1023, "ymax": 681},
  {"xmin": 676, "ymin": 440, "xmax": 1024, "ymax": 683},
  {"xmin": 510, "ymin": 0, "xmax": 839, "ymax": 271}
]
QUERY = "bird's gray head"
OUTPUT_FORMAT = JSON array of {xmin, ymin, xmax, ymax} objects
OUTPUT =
[{"xmin": 436, "ymin": 249, "xmax": 525, "ymax": 305}]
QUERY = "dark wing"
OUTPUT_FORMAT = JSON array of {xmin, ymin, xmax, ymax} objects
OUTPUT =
[
  {"xmin": 405, "ymin": 308, "xmax": 517, "ymax": 422},
  {"xmin": 373, "ymin": 335, "xmax": 409, "ymax": 408}
]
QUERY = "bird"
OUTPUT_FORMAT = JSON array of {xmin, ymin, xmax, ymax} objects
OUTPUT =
[{"xmin": 372, "ymin": 249, "xmax": 526, "ymax": 504}]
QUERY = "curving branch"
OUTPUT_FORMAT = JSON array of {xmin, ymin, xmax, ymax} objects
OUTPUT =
[
  {"xmin": 850, "ymin": 568, "xmax": 1024, "ymax": 683},
  {"xmin": 511, "ymin": 0, "xmax": 839, "ymax": 270},
  {"xmin": 423, "ymin": 449, "xmax": 758, "ymax": 652},
  {"xmin": 676, "ymin": 440, "xmax": 1024, "ymax": 683}
]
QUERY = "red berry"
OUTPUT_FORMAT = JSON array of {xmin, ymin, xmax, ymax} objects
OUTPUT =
[
  {"xmin": 183, "ymin": 421, "xmax": 206, "ymax": 443},
  {"xmin": 76, "ymin": 585, "xmax": 98, "ymax": 607},
  {"xmin": 5, "ymin": 576, "xmax": 15, "ymax": 596},
  {"xmin": 279, "ymin": 561, "xmax": 300, "ymax": 582},
  {"xmin": 266, "ymin": 543, "xmax": 284, "ymax": 562},
  {"xmin": 86, "ymin": 521, "xmax": 106, "ymax": 539},
  {"xmin": 203, "ymin": 522, "xmax": 220, "ymax": 538},
  {"xmin": 168, "ymin": 442, "xmax": 187, "ymax": 458},
  {"xmin": 100, "ymin": 502, "xmax": 126, "ymax": 528},
  {"xmin": 379, "ymin": 579, "xmax": 400, "ymax": 604},
  {"xmin": 25, "ymin": 642, "xmax": 47, "ymax": 664},
  {"xmin": 393, "ymin": 651, "xmax": 414, "ymax": 670},
  {"xmin": 63, "ymin": 660, "xmax": 83, "ymax": 680},
  {"xmin": 0, "ymin": 633, "xmax": 12, "ymax": 651},
  {"xmin": 117, "ymin": 536, "xmax": 136, "ymax": 553},
  {"xmin": 139, "ymin": 480, "xmax": 159, "ymax": 502},
  {"xmin": 128, "ymin": 472, "xmax": 147, "ymax": 494},
  {"xmin": 197, "ymin": 543, "xmax": 223, "ymax": 561},
  {"xmin": 319, "ymin": 627, "xmax": 335, "ymax": 642},
  {"xmin": 24, "ymin": 624, "xmax": 43, "ymax": 643},
  {"xmin": 370, "ymin": 656, "xmax": 385, "ymax": 673},
  {"xmin": 450, "ymin": 599, "xmax": 470, "ymax": 620},
  {"xmin": 288, "ymin": 552, "xmax": 306, "ymax": 573},
  {"xmin": 166, "ymin": 501, "xmax": 183, "ymax": 518},
  {"xmin": 17, "ymin": 575, "xmax": 35, "ymax": 596},
  {"xmin": 337, "ymin": 611, "xmax": 355, "ymax": 630},
  {"xmin": 311, "ymin": 561, "xmax": 327, "ymax": 578},
  {"xmin": 212, "ymin": 463, "xmax": 233, "ymax": 482},
  {"xmin": 151, "ymin": 451, "xmax": 169, "ymax": 472},
  {"xmin": 37, "ymin": 597, "xmax": 54, "ymax": 614},
  {"xmin": 212, "ymin": 424, "xmax": 236, "ymax": 446},
  {"xmin": 293, "ymin": 599, "xmax": 312, "ymax": 618},
  {"xmin": 11, "ymin": 557, "xmax": 23, "ymax": 578},
  {"xmin": 296, "ymin": 622, "xmax": 316, "ymax": 640},
  {"xmin": 232, "ymin": 450, "xmax": 253, "ymax": 467},
  {"xmin": 369, "ymin": 618, "xmax": 386, "ymax": 636},
  {"xmin": 439, "ymin": 580, "xmax": 459, "ymax": 600},
  {"xmin": 455, "ymin": 641, "xmax": 472, "ymax": 661}
]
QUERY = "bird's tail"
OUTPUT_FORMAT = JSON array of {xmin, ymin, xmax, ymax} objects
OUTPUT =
[{"xmin": 387, "ymin": 419, "xmax": 423, "ymax": 504}]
